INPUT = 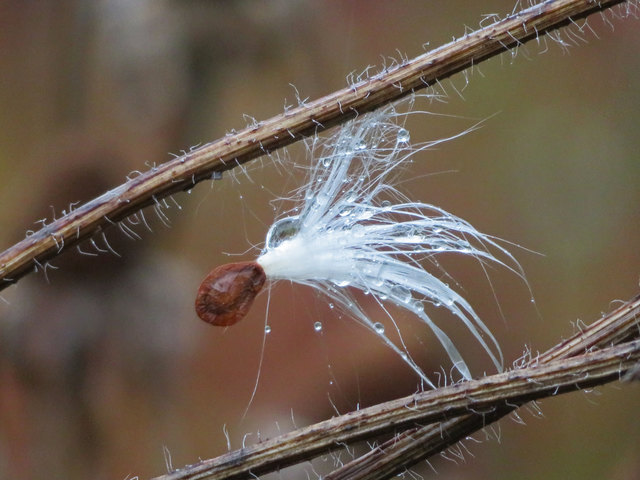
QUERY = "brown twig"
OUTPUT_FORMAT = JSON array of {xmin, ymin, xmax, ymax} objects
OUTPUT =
[
  {"xmin": 325, "ymin": 294, "xmax": 640, "ymax": 480},
  {"xmin": 0, "ymin": 0, "xmax": 631, "ymax": 290},
  {"xmin": 152, "ymin": 294, "xmax": 640, "ymax": 480}
]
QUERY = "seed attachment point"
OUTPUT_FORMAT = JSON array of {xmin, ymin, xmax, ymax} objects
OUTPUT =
[{"xmin": 195, "ymin": 261, "xmax": 266, "ymax": 326}]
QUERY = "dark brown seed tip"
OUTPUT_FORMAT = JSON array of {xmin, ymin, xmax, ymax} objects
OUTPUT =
[{"xmin": 195, "ymin": 261, "xmax": 266, "ymax": 326}]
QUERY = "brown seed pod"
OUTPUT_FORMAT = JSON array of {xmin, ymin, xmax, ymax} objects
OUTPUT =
[{"xmin": 195, "ymin": 261, "xmax": 266, "ymax": 326}]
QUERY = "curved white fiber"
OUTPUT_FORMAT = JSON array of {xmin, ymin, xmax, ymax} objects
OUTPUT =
[{"xmin": 256, "ymin": 98, "xmax": 525, "ymax": 385}]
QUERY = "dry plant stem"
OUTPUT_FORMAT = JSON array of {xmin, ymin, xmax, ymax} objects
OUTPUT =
[
  {"xmin": 158, "ymin": 343, "xmax": 640, "ymax": 480},
  {"xmin": 0, "ymin": 0, "xmax": 630, "ymax": 290},
  {"xmin": 326, "ymin": 293, "xmax": 640, "ymax": 480},
  {"xmin": 153, "ymin": 294, "xmax": 640, "ymax": 480},
  {"xmin": 324, "ymin": 412, "xmax": 515, "ymax": 480}
]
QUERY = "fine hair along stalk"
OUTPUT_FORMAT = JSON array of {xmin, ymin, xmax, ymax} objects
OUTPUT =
[
  {"xmin": 153, "ymin": 294, "xmax": 640, "ymax": 480},
  {"xmin": 0, "ymin": 0, "xmax": 632, "ymax": 289}
]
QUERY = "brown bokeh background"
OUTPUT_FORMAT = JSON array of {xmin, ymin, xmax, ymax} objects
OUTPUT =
[{"xmin": 1, "ymin": 1, "xmax": 639, "ymax": 479}]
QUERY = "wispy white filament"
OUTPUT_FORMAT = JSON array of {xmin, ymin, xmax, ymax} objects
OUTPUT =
[{"xmin": 257, "ymin": 100, "xmax": 524, "ymax": 387}]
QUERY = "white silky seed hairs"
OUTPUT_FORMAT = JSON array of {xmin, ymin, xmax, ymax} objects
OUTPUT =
[{"xmin": 197, "ymin": 95, "xmax": 527, "ymax": 388}]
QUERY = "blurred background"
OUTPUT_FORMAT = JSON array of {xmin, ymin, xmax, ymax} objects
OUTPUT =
[{"xmin": 0, "ymin": 1, "xmax": 639, "ymax": 479}]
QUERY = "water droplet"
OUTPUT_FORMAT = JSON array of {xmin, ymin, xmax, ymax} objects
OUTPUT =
[
  {"xmin": 313, "ymin": 321, "xmax": 323, "ymax": 332},
  {"xmin": 355, "ymin": 140, "xmax": 367, "ymax": 151},
  {"xmin": 265, "ymin": 216, "xmax": 300, "ymax": 249},
  {"xmin": 409, "ymin": 299, "xmax": 424, "ymax": 314},
  {"xmin": 391, "ymin": 285, "xmax": 412, "ymax": 303},
  {"xmin": 338, "ymin": 205, "xmax": 354, "ymax": 217},
  {"xmin": 357, "ymin": 210, "xmax": 374, "ymax": 220},
  {"xmin": 334, "ymin": 279, "xmax": 350, "ymax": 287},
  {"xmin": 396, "ymin": 128, "xmax": 410, "ymax": 144},
  {"xmin": 315, "ymin": 193, "xmax": 330, "ymax": 207},
  {"xmin": 345, "ymin": 192, "xmax": 358, "ymax": 203},
  {"xmin": 328, "ymin": 303, "xmax": 335, "ymax": 309},
  {"xmin": 321, "ymin": 157, "xmax": 332, "ymax": 168},
  {"xmin": 380, "ymin": 200, "xmax": 392, "ymax": 209},
  {"xmin": 373, "ymin": 322, "xmax": 385, "ymax": 334},
  {"xmin": 264, "ymin": 325, "xmax": 271, "ymax": 334}
]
